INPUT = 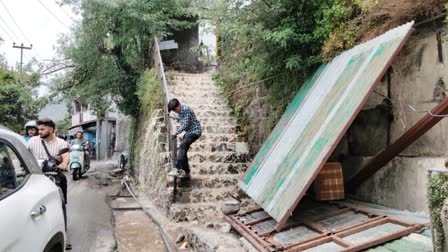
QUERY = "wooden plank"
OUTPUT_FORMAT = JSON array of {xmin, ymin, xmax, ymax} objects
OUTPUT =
[{"xmin": 348, "ymin": 97, "xmax": 448, "ymax": 190}]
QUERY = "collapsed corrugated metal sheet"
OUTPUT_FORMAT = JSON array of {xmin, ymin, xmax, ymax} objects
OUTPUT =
[
  {"xmin": 224, "ymin": 198, "xmax": 428, "ymax": 252},
  {"xmin": 238, "ymin": 22, "xmax": 415, "ymax": 229}
]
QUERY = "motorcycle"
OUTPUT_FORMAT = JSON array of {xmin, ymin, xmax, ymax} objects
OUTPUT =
[{"xmin": 69, "ymin": 144, "xmax": 89, "ymax": 180}]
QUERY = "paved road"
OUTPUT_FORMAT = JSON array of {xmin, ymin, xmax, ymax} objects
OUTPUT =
[{"xmin": 65, "ymin": 160, "xmax": 117, "ymax": 252}]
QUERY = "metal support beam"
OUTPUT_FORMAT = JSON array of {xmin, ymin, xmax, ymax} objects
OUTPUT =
[{"xmin": 347, "ymin": 97, "xmax": 448, "ymax": 190}]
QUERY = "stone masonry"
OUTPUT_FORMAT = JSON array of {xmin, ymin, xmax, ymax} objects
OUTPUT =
[{"xmin": 166, "ymin": 72, "xmax": 253, "ymax": 223}]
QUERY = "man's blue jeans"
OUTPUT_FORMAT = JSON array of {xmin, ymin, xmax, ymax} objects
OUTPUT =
[{"xmin": 175, "ymin": 133, "xmax": 200, "ymax": 174}]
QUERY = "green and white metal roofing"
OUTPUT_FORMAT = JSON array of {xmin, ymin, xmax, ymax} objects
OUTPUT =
[{"xmin": 239, "ymin": 21, "xmax": 415, "ymax": 228}]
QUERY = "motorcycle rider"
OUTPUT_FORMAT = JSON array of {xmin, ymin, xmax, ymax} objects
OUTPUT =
[
  {"xmin": 24, "ymin": 120, "xmax": 38, "ymax": 142},
  {"xmin": 69, "ymin": 131, "xmax": 90, "ymax": 176},
  {"xmin": 27, "ymin": 118, "xmax": 72, "ymax": 250}
]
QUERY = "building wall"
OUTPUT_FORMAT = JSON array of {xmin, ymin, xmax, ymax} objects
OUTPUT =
[
  {"xmin": 341, "ymin": 22, "xmax": 448, "ymax": 212},
  {"xmin": 161, "ymin": 24, "xmax": 199, "ymax": 71}
]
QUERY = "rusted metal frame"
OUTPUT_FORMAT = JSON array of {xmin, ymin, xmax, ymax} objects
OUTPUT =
[
  {"xmin": 244, "ymin": 216, "xmax": 273, "ymax": 226},
  {"xmin": 291, "ymin": 217, "xmax": 414, "ymax": 251},
  {"xmin": 387, "ymin": 217, "xmax": 428, "ymax": 229},
  {"xmin": 290, "ymin": 236, "xmax": 335, "ymax": 251},
  {"xmin": 302, "ymin": 221, "xmax": 330, "ymax": 234},
  {"xmin": 273, "ymin": 27, "xmax": 416, "ymax": 232},
  {"xmin": 285, "ymin": 218, "xmax": 388, "ymax": 251},
  {"xmin": 257, "ymin": 219, "xmax": 301, "ymax": 237},
  {"xmin": 339, "ymin": 224, "xmax": 423, "ymax": 252},
  {"xmin": 336, "ymin": 217, "xmax": 390, "ymax": 237},
  {"xmin": 332, "ymin": 216, "xmax": 385, "ymax": 234},
  {"xmin": 224, "ymin": 215, "xmax": 279, "ymax": 252},
  {"xmin": 237, "ymin": 207, "xmax": 265, "ymax": 217},
  {"xmin": 303, "ymin": 207, "xmax": 353, "ymax": 223},
  {"xmin": 266, "ymin": 221, "xmax": 330, "ymax": 249},
  {"xmin": 332, "ymin": 236, "xmax": 354, "ymax": 248},
  {"xmin": 347, "ymin": 97, "xmax": 448, "ymax": 190}
]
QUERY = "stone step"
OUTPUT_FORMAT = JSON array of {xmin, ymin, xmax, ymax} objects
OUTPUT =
[
  {"xmin": 167, "ymin": 82, "xmax": 219, "ymax": 90},
  {"xmin": 198, "ymin": 133, "xmax": 239, "ymax": 143},
  {"xmin": 168, "ymin": 75, "xmax": 212, "ymax": 81},
  {"xmin": 169, "ymin": 198, "xmax": 257, "ymax": 223},
  {"xmin": 190, "ymin": 174, "xmax": 238, "ymax": 187},
  {"xmin": 176, "ymin": 187, "xmax": 233, "ymax": 204},
  {"xmin": 188, "ymin": 151, "xmax": 252, "ymax": 163},
  {"xmin": 196, "ymin": 110, "xmax": 233, "ymax": 117},
  {"xmin": 169, "ymin": 201, "xmax": 224, "ymax": 223},
  {"xmin": 167, "ymin": 72, "xmax": 212, "ymax": 77},
  {"xmin": 197, "ymin": 117, "xmax": 236, "ymax": 125},
  {"xmin": 172, "ymin": 126, "xmax": 235, "ymax": 135},
  {"xmin": 178, "ymin": 98, "xmax": 228, "ymax": 106},
  {"xmin": 189, "ymin": 162, "xmax": 249, "ymax": 175},
  {"xmin": 171, "ymin": 92, "xmax": 224, "ymax": 100},
  {"xmin": 189, "ymin": 142, "xmax": 237, "ymax": 152},
  {"xmin": 188, "ymin": 104, "xmax": 232, "ymax": 112}
]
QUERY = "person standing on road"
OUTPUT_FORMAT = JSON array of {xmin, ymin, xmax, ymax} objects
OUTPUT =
[
  {"xmin": 167, "ymin": 98, "xmax": 202, "ymax": 178},
  {"xmin": 27, "ymin": 118, "xmax": 72, "ymax": 250}
]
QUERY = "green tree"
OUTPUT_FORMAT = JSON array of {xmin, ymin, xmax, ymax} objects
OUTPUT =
[
  {"xmin": 0, "ymin": 68, "xmax": 46, "ymax": 133},
  {"xmin": 57, "ymin": 0, "xmax": 195, "ymax": 117},
  {"xmin": 209, "ymin": 0, "xmax": 352, "ymax": 109}
]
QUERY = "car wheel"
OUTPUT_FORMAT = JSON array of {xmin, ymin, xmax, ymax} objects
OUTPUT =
[{"xmin": 44, "ymin": 232, "xmax": 65, "ymax": 252}]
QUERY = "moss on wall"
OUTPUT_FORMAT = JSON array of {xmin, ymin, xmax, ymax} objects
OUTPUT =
[{"xmin": 428, "ymin": 173, "xmax": 448, "ymax": 251}]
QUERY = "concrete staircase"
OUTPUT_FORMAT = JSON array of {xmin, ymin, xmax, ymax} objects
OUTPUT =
[{"xmin": 166, "ymin": 72, "xmax": 252, "ymax": 223}]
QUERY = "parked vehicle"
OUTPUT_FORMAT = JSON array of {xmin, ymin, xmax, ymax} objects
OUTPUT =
[
  {"xmin": 69, "ymin": 144, "xmax": 88, "ymax": 180},
  {"xmin": 0, "ymin": 126, "xmax": 66, "ymax": 252}
]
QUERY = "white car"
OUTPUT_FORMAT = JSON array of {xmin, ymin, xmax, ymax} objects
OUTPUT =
[{"xmin": 0, "ymin": 127, "xmax": 66, "ymax": 252}]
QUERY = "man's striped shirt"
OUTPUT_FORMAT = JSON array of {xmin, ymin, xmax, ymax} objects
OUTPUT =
[{"xmin": 27, "ymin": 135, "xmax": 69, "ymax": 160}]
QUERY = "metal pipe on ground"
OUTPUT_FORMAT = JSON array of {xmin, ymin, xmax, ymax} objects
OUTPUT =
[{"xmin": 121, "ymin": 177, "xmax": 177, "ymax": 252}]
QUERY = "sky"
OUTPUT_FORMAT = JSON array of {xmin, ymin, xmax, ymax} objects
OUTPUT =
[{"xmin": 0, "ymin": 0, "xmax": 77, "ymax": 70}]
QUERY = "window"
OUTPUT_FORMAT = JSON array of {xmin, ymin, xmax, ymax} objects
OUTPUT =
[{"xmin": 0, "ymin": 143, "xmax": 29, "ymax": 197}]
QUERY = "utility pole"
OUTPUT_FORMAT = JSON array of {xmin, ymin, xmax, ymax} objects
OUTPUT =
[{"xmin": 12, "ymin": 42, "xmax": 32, "ymax": 72}]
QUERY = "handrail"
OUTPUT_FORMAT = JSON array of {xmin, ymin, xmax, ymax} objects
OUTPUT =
[{"xmin": 151, "ymin": 37, "xmax": 177, "ymax": 169}]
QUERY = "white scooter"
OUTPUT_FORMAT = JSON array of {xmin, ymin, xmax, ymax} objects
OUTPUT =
[{"xmin": 69, "ymin": 144, "xmax": 88, "ymax": 180}]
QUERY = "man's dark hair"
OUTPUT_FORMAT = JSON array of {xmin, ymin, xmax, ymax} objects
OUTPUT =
[
  {"xmin": 37, "ymin": 118, "xmax": 56, "ymax": 129},
  {"xmin": 168, "ymin": 98, "xmax": 180, "ymax": 112}
]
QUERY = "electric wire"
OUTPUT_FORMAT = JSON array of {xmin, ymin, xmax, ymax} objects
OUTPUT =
[
  {"xmin": 0, "ymin": 21, "xmax": 14, "ymax": 42},
  {"xmin": 58, "ymin": 4, "xmax": 76, "ymax": 23},
  {"xmin": 0, "ymin": 0, "xmax": 43, "ymax": 60},
  {"xmin": 0, "ymin": 0, "xmax": 33, "ymax": 44},
  {"xmin": 36, "ymin": 0, "xmax": 70, "ymax": 29},
  {"xmin": 0, "ymin": 14, "xmax": 20, "ymax": 41}
]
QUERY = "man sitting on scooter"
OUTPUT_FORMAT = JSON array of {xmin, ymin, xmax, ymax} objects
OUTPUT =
[
  {"xmin": 70, "ymin": 131, "xmax": 90, "ymax": 167},
  {"xmin": 27, "ymin": 118, "xmax": 72, "ymax": 250}
]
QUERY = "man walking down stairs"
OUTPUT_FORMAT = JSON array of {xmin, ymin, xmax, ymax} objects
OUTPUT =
[
  {"xmin": 166, "ymin": 72, "xmax": 252, "ymax": 223},
  {"xmin": 167, "ymin": 98, "xmax": 202, "ymax": 178}
]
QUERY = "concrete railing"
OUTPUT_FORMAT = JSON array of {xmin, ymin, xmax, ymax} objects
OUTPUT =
[{"xmin": 151, "ymin": 38, "xmax": 177, "ymax": 168}]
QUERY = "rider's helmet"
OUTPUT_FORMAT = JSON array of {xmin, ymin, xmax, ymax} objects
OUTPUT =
[{"xmin": 24, "ymin": 120, "xmax": 38, "ymax": 136}]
